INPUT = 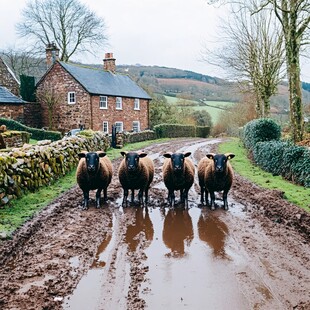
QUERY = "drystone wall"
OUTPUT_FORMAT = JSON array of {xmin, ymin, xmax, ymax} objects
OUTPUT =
[{"xmin": 0, "ymin": 132, "xmax": 110, "ymax": 206}]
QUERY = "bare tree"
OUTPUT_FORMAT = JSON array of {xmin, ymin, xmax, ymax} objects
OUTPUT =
[
  {"xmin": 36, "ymin": 82, "xmax": 62, "ymax": 130},
  {"xmin": 259, "ymin": 0, "xmax": 309, "ymax": 142},
  {"xmin": 202, "ymin": 4, "xmax": 284, "ymax": 117},
  {"xmin": 208, "ymin": 0, "xmax": 310, "ymax": 142},
  {"xmin": 0, "ymin": 47, "xmax": 45, "ymax": 78},
  {"xmin": 17, "ymin": 0, "xmax": 108, "ymax": 62}
]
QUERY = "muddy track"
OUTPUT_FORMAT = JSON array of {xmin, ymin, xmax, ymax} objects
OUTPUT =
[{"xmin": 0, "ymin": 138, "xmax": 309, "ymax": 310}]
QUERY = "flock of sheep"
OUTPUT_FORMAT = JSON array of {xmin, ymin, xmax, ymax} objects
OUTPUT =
[{"xmin": 76, "ymin": 150, "xmax": 235, "ymax": 210}]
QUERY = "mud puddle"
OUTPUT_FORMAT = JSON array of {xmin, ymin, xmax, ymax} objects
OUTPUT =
[{"xmin": 63, "ymin": 200, "xmax": 250, "ymax": 309}]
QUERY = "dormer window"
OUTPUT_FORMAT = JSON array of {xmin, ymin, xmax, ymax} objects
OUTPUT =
[
  {"xmin": 116, "ymin": 97, "xmax": 122, "ymax": 109},
  {"xmin": 68, "ymin": 92, "xmax": 76, "ymax": 104}
]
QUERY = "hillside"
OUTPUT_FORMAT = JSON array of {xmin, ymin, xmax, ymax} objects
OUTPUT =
[{"xmin": 116, "ymin": 65, "xmax": 240, "ymax": 102}]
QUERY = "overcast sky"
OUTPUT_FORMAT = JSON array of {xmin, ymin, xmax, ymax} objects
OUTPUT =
[{"xmin": 0, "ymin": 0, "xmax": 309, "ymax": 82}]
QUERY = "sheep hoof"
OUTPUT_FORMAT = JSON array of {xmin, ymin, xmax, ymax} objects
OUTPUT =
[{"xmin": 211, "ymin": 205, "xmax": 215, "ymax": 211}]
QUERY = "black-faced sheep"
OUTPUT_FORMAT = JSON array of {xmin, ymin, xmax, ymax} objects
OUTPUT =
[
  {"xmin": 118, "ymin": 151, "xmax": 154, "ymax": 206},
  {"xmin": 198, "ymin": 153, "xmax": 235, "ymax": 210},
  {"xmin": 162, "ymin": 152, "xmax": 195, "ymax": 208},
  {"xmin": 76, "ymin": 151, "xmax": 113, "ymax": 210}
]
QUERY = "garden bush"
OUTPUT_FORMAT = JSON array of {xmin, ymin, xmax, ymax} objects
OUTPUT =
[
  {"xmin": 0, "ymin": 118, "xmax": 62, "ymax": 141},
  {"xmin": 243, "ymin": 118, "xmax": 281, "ymax": 150},
  {"xmin": 253, "ymin": 140, "xmax": 310, "ymax": 187},
  {"xmin": 154, "ymin": 123, "xmax": 209, "ymax": 138}
]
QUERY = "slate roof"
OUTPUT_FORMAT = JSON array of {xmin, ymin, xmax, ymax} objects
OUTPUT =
[
  {"xmin": 0, "ymin": 86, "xmax": 25, "ymax": 104},
  {"xmin": 59, "ymin": 62, "xmax": 152, "ymax": 100}
]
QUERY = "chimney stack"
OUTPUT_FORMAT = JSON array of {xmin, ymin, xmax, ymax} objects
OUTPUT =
[
  {"xmin": 103, "ymin": 52, "xmax": 116, "ymax": 73},
  {"xmin": 46, "ymin": 43, "xmax": 59, "ymax": 68}
]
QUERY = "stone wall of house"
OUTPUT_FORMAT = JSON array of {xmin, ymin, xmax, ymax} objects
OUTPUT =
[
  {"xmin": 23, "ymin": 102, "xmax": 43, "ymax": 128},
  {"xmin": 36, "ymin": 62, "xmax": 92, "ymax": 134},
  {"xmin": 0, "ymin": 104, "xmax": 24, "ymax": 122},
  {"xmin": 0, "ymin": 58, "xmax": 20, "ymax": 96},
  {"xmin": 91, "ymin": 96, "xmax": 149, "ymax": 133},
  {"xmin": 0, "ymin": 132, "xmax": 110, "ymax": 206}
]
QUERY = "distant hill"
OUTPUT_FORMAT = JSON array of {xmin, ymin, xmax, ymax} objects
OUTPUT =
[{"xmin": 116, "ymin": 65, "xmax": 240, "ymax": 102}]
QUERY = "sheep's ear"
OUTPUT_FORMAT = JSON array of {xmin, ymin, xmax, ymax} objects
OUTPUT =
[
  {"xmin": 78, "ymin": 152, "xmax": 86, "ymax": 159},
  {"xmin": 120, "ymin": 151, "xmax": 127, "ymax": 157},
  {"xmin": 139, "ymin": 153, "xmax": 147, "ymax": 158},
  {"xmin": 206, "ymin": 153, "xmax": 215, "ymax": 160},
  {"xmin": 163, "ymin": 153, "xmax": 172, "ymax": 158},
  {"xmin": 184, "ymin": 152, "xmax": 191, "ymax": 157},
  {"xmin": 225, "ymin": 153, "xmax": 235, "ymax": 160},
  {"xmin": 97, "ymin": 151, "xmax": 106, "ymax": 158}
]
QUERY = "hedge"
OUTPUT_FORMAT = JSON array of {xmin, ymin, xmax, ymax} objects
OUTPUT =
[
  {"xmin": 243, "ymin": 118, "xmax": 281, "ymax": 150},
  {"xmin": 0, "ymin": 118, "xmax": 62, "ymax": 141},
  {"xmin": 153, "ymin": 124, "xmax": 210, "ymax": 138},
  {"xmin": 253, "ymin": 140, "xmax": 310, "ymax": 187}
]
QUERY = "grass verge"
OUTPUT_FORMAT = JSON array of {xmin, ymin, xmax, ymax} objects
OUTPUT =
[
  {"xmin": 219, "ymin": 138, "xmax": 310, "ymax": 212},
  {"xmin": 0, "ymin": 139, "xmax": 168, "ymax": 238}
]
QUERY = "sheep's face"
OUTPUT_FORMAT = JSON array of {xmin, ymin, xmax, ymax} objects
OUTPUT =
[
  {"xmin": 164, "ymin": 152, "xmax": 191, "ymax": 174},
  {"xmin": 121, "ymin": 152, "xmax": 147, "ymax": 172},
  {"xmin": 78, "ymin": 151, "xmax": 106, "ymax": 175},
  {"xmin": 206, "ymin": 153, "xmax": 235, "ymax": 174}
]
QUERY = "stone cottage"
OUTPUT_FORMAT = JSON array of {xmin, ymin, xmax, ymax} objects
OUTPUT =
[
  {"xmin": 36, "ymin": 51, "xmax": 152, "ymax": 134},
  {"xmin": 0, "ymin": 86, "xmax": 25, "ymax": 121}
]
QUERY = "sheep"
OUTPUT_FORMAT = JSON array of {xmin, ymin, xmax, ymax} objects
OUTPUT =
[
  {"xmin": 198, "ymin": 153, "xmax": 235, "ymax": 210},
  {"xmin": 118, "ymin": 151, "xmax": 154, "ymax": 206},
  {"xmin": 162, "ymin": 152, "xmax": 195, "ymax": 208},
  {"xmin": 76, "ymin": 151, "xmax": 113, "ymax": 210}
]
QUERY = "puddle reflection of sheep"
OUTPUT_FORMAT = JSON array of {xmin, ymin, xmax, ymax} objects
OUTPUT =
[
  {"xmin": 124, "ymin": 207, "xmax": 154, "ymax": 252},
  {"xmin": 162, "ymin": 208, "xmax": 194, "ymax": 258},
  {"xmin": 198, "ymin": 210, "xmax": 228, "ymax": 259}
]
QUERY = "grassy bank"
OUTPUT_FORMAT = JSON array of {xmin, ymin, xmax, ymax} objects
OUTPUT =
[{"xmin": 219, "ymin": 138, "xmax": 310, "ymax": 212}]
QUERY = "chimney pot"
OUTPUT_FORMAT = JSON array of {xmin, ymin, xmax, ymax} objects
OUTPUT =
[{"xmin": 46, "ymin": 42, "xmax": 59, "ymax": 68}]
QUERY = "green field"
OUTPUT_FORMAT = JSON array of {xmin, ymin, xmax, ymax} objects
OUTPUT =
[{"xmin": 164, "ymin": 95, "xmax": 235, "ymax": 123}]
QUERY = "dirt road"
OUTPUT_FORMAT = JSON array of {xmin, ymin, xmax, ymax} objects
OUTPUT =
[{"xmin": 0, "ymin": 138, "xmax": 309, "ymax": 310}]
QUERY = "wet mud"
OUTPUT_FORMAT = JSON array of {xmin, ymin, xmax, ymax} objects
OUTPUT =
[{"xmin": 0, "ymin": 138, "xmax": 309, "ymax": 310}]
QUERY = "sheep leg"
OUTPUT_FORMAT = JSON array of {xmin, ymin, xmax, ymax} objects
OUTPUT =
[
  {"xmin": 103, "ymin": 187, "xmax": 108, "ymax": 202},
  {"xmin": 200, "ymin": 186, "xmax": 205, "ymax": 205},
  {"xmin": 210, "ymin": 191, "xmax": 216, "ymax": 210},
  {"xmin": 95, "ymin": 189, "xmax": 102, "ymax": 208},
  {"xmin": 205, "ymin": 189, "xmax": 209, "ymax": 206},
  {"xmin": 131, "ymin": 190, "xmax": 135, "ymax": 203},
  {"xmin": 180, "ymin": 189, "xmax": 185, "ymax": 203},
  {"xmin": 82, "ymin": 190, "xmax": 89, "ymax": 210},
  {"xmin": 168, "ymin": 190, "xmax": 175, "ymax": 207},
  {"xmin": 183, "ymin": 189, "xmax": 189, "ymax": 208},
  {"xmin": 123, "ymin": 189, "xmax": 129, "ymax": 207},
  {"xmin": 138, "ymin": 189, "xmax": 144, "ymax": 205},
  {"xmin": 223, "ymin": 190, "xmax": 229, "ymax": 210},
  {"xmin": 144, "ymin": 188, "xmax": 149, "ymax": 205}
]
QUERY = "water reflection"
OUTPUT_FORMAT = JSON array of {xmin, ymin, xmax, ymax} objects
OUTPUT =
[
  {"xmin": 125, "ymin": 207, "xmax": 154, "ymax": 252},
  {"xmin": 162, "ymin": 208, "xmax": 193, "ymax": 258},
  {"xmin": 91, "ymin": 220, "xmax": 113, "ymax": 268},
  {"xmin": 198, "ymin": 210, "xmax": 228, "ymax": 259}
]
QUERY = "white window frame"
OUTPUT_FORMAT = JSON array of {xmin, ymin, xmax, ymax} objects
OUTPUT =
[
  {"xmin": 115, "ymin": 121, "xmax": 123, "ymax": 133},
  {"xmin": 100, "ymin": 96, "xmax": 108, "ymax": 109},
  {"xmin": 103, "ymin": 121, "xmax": 109, "ymax": 134},
  {"xmin": 68, "ymin": 92, "xmax": 76, "ymax": 104},
  {"xmin": 134, "ymin": 98, "xmax": 140, "ymax": 110},
  {"xmin": 132, "ymin": 121, "xmax": 140, "ymax": 132},
  {"xmin": 116, "ymin": 97, "xmax": 122, "ymax": 110}
]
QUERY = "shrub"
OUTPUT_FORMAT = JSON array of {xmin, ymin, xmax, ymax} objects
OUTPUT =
[
  {"xmin": 0, "ymin": 117, "xmax": 62, "ymax": 141},
  {"xmin": 153, "ymin": 124, "xmax": 210, "ymax": 138},
  {"xmin": 243, "ymin": 118, "xmax": 281, "ymax": 150},
  {"xmin": 253, "ymin": 140, "xmax": 310, "ymax": 187},
  {"xmin": 154, "ymin": 124, "xmax": 196, "ymax": 138}
]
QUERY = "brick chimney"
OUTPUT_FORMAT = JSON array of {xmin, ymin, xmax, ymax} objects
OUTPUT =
[
  {"xmin": 103, "ymin": 52, "xmax": 116, "ymax": 73},
  {"xmin": 46, "ymin": 43, "xmax": 59, "ymax": 68}
]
